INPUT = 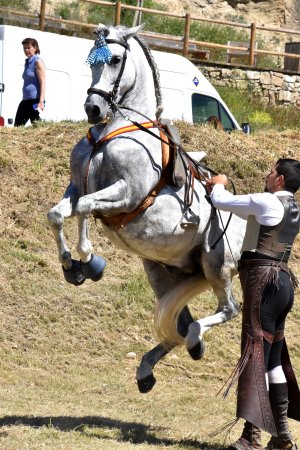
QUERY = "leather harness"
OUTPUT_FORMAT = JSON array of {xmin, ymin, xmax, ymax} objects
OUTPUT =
[{"xmin": 85, "ymin": 122, "xmax": 174, "ymax": 228}]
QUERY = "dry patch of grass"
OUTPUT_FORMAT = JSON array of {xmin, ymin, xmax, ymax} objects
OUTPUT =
[{"xmin": 0, "ymin": 121, "xmax": 299, "ymax": 449}]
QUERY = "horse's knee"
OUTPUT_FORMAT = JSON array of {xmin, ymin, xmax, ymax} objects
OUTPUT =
[{"xmin": 47, "ymin": 208, "xmax": 63, "ymax": 227}]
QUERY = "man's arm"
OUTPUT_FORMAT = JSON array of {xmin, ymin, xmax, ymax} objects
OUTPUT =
[{"xmin": 206, "ymin": 175, "xmax": 284, "ymax": 225}]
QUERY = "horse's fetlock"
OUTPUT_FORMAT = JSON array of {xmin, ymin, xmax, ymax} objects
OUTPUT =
[{"xmin": 61, "ymin": 251, "xmax": 72, "ymax": 269}]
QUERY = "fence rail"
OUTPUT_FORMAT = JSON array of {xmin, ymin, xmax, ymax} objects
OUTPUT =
[{"xmin": 1, "ymin": 0, "xmax": 300, "ymax": 71}]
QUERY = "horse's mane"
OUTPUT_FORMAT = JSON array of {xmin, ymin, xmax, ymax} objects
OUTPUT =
[{"xmin": 133, "ymin": 35, "xmax": 164, "ymax": 121}]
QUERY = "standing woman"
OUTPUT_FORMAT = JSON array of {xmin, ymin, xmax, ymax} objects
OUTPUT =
[{"xmin": 14, "ymin": 38, "xmax": 45, "ymax": 126}]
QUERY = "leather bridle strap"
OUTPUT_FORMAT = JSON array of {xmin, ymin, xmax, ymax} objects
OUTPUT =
[{"xmin": 87, "ymin": 39, "xmax": 130, "ymax": 110}]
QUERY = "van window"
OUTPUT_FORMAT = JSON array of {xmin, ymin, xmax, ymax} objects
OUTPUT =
[{"xmin": 192, "ymin": 93, "xmax": 235, "ymax": 131}]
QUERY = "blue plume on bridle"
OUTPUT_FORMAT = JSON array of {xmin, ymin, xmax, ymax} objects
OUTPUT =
[{"xmin": 86, "ymin": 34, "xmax": 112, "ymax": 67}]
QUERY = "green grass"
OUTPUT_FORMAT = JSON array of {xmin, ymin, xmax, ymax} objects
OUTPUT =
[
  {"xmin": 0, "ymin": 121, "xmax": 299, "ymax": 449},
  {"xmin": 217, "ymin": 85, "xmax": 300, "ymax": 131}
]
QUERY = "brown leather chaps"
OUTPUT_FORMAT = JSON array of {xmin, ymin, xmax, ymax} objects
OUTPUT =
[{"xmin": 234, "ymin": 259, "xmax": 300, "ymax": 435}]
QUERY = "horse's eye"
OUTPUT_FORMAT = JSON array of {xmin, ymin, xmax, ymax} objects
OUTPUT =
[{"xmin": 109, "ymin": 56, "xmax": 122, "ymax": 66}]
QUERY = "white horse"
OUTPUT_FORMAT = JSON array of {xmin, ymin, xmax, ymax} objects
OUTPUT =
[{"xmin": 47, "ymin": 24, "xmax": 247, "ymax": 393}]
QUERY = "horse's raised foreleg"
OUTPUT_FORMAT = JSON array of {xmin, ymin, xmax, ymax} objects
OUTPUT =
[
  {"xmin": 76, "ymin": 214, "xmax": 106, "ymax": 281},
  {"xmin": 47, "ymin": 183, "xmax": 78, "ymax": 271},
  {"xmin": 75, "ymin": 179, "xmax": 129, "ymax": 215}
]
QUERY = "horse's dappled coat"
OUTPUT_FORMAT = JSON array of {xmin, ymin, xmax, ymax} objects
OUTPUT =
[{"xmin": 47, "ymin": 24, "xmax": 247, "ymax": 393}]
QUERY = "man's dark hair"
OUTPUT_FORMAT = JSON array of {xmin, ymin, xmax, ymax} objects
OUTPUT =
[
  {"xmin": 22, "ymin": 38, "xmax": 40, "ymax": 54},
  {"xmin": 276, "ymin": 158, "xmax": 300, "ymax": 193}
]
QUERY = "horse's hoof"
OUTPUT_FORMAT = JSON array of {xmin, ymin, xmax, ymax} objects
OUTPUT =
[
  {"xmin": 137, "ymin": 374, "xmax": 156, "ymax": 393},
  {"xmin": 187, "ymin": 340, "xmax": 206, "ymax": 360},
  {"xmin": 185, "ymin": 321, "xmax": 206, "ymax": 360},
  {"xmin": 62, "ymin": 260, "xmax": 86, "ymax": 286},
  {"xmin": 80, "ymin": 254, "xmax": 106, "ymax": 281}
]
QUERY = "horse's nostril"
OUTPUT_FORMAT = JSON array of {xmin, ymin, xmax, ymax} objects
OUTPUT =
[
  {"xmin": 85, "ymin": 103, "xmax": 100, "ymax": 118},
  {"xmin": 92, "ymin": 105, "xmax": 100, "ymax": 116}
]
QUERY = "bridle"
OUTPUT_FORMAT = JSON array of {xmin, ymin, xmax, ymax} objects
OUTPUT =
[{"xmin": 87, "ymin": 39, "xmax": 135, "ymax": 113}]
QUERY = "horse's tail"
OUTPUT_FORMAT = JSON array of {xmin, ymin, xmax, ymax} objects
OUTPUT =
[{"xmin": 153, "ymin": 275, "xmax": 210, "ymax": 348}]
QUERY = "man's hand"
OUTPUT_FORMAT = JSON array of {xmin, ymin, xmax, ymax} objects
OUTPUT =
[{"xmin": 205, "ymin": 174, "xmax": 229, "ymax": 194}]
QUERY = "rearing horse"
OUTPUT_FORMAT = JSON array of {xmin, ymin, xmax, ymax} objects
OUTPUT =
[{"xmin": 47, "ymin": 24, "xmax": 247, "ymax": 393}]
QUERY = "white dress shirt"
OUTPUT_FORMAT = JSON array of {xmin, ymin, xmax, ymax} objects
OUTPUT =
[
  {"xmin": 210, "ymin": 185, "xmax": 293, "ymax": 226},
  {"xmin": 210, "ymin": 185, "xmax": 293, "ymax": 252}
]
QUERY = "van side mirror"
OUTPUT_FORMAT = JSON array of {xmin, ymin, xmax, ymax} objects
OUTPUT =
[{"xmin": 241, "ymin": 122, "xmax": 251, "ymax": 134}]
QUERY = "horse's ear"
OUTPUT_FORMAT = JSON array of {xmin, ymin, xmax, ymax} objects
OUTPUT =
[
  {"xmin": 94, "ymin": 23, "xmax": 110, "ymax": 37},
  {"xmin": 119, "ymin": 24, "xmax": 145, "ymax": 42}
]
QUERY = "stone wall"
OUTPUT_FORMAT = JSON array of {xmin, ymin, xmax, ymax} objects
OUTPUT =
[{"xmin": 200, "ymin": 66, "xmax": 300, "ymax": 108}]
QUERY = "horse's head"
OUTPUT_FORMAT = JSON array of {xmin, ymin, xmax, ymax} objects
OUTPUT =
[{"xmin": 84, "ymin": 24, "xmax": 151, "ymax": 125}]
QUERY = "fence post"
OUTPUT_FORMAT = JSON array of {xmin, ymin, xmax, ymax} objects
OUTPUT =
[
  {"xmin": 133, "ymin": 0, "xmax": 143, "ymax": 26},
  {"xmin": 249, "ymin": 22, "xmax": 256, "ymax": 66},
  {"xmin": 39, "ymin": 0, "xmax": 46, "ymax": 31},
  {"xmin": 115, "ymin": 0, "xmax": 121, "ymax": 26},
  {"xmin": 183, "ymin": 13, "xmax": 191, "ymax": 57}
]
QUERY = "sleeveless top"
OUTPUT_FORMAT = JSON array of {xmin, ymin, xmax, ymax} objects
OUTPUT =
[
  {"xmin": 22, "ymin": 54, "xmax": 42, "ymax": 100},
  {"xmin": 242, "ymin": 195, "xmax": 299, "ymax": 262},
  {"xmin": 256, "ymin": 195, "xmax": 300, "ymax": 261}
]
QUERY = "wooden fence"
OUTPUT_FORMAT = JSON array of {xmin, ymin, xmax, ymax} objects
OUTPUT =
[{"xmin": 1, "ymin": 0, "xmax": 300, "ymax": 71}]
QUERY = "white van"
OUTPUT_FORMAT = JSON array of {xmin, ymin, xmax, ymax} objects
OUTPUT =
[{"xmin": 0, "ymin": 25, "xmax": 247, "ymax": 131}]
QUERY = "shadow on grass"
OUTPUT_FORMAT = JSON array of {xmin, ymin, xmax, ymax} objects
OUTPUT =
[{"xmin": 0, "ymin": 415, "xmax": 224, "ymax": 448}]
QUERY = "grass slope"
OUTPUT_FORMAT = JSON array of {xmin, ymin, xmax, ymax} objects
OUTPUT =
[{"xmin": 0, "ymin": 121, "xmax": 299, "ymax": 449}]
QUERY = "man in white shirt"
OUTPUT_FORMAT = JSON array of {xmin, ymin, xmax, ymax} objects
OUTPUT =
[{"xmin": 207, "ymin": 158, "xmax": 300, "ymax": 450}]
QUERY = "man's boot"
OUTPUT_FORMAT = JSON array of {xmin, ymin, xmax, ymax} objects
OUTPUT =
[
  {"xmin": 265, "ymin": 383, "xmax": 298, "ymax": 450},
  {"xmin": 227, "ymin": 421, "xmax": 264, "ymax": 450}
]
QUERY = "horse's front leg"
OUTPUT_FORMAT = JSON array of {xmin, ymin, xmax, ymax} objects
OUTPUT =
[
  {"xmin": 47, "ymin": 183, "xmax": 86, "ymax": 285},
  {"xmin": 76, "ymin": 214, "xmax": 106, "ymax": 282},
  {"xmin": 75, "ymin": 179, "xmax": 129, "ymax": 215}
]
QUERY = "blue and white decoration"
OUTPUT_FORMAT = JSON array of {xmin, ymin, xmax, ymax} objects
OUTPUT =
[{"xmin": 86, "ymin": 34, "xmax": 112, "ymax": 67}]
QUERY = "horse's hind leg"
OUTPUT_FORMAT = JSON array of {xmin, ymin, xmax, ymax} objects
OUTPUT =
[
  {"xmin": 137, "ymin": 306, "xmax": 193, "ymax": 393},
  {"xmin": 136, "ymin": 259, "xmax": 194, "ymax": 393},
  {"xmin": 185, "ymin": 256, "xmax": 240, "ymax": 359}
]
